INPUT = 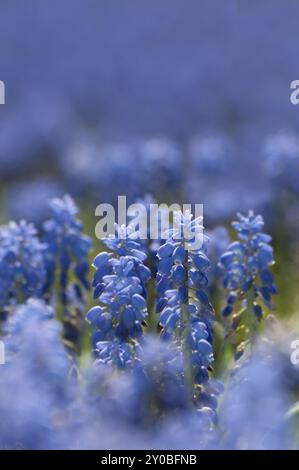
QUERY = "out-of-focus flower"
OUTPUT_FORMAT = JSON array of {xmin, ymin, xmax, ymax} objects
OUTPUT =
[
  {"xmin": 61, "ymin": 138, "xmax": 183, "ymax": 203},
  {"xmin": 7, "ymin": 177, "xmax": 63, "ymax": 224},
  {"xmin": 83, "ymin": 335, "xmax": 218, "ymax": 449},
  {"xmin": 189, "ymin": 134, "xmax": 232, "ymax": 175},
  {"xmin": 206, "ymin": 226, "xmax": 230, "ymax": 284},
  {"xmin": 43, "ymin": 195, "xmax": 92, "ymax": 305},
  {"xmin": 42, "ymin": 195, "xmax": 92, "ymax": 353},
  {"xmin": 0, "ymin": 220, "xmax": 46, "ymax": 310},
  {"xmin": 0, "ymin": 299, "xmax": 72, "ymax": 449},
  {"xmin": 263, "ymin": 131, "xmax": 299, "ymax": 193},
  {"xmin": 220, "ymin": 342, "xmax": 290, "ymax": 450},
  {"xmin": 136, "ymin": 138, "xmax": 183, "ymax": 197}
]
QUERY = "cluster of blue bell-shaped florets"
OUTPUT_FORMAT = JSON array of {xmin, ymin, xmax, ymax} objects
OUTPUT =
[
  {"xmin": 87, "ymin": 224, "xmax": 151, "ymax": 368},
  {"xmin": 156, "ymin": 210, "xmax": 219, "ymax": 415},
  {"xmin": 43, "ymin": 195, "xmax": 92, "ymax": 306},
  {"xmin": 0, "ymin": 221, "xmax": 46, "ymax": 311},
  {"xmin": 220, "ymin": 211, "xmax": 277, "ymax": 319}
]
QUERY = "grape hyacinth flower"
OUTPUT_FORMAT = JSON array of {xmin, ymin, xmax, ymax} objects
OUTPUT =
[
  {"xmin": 206, "ymin": 226, "xmax": 230, "ymax": 285},
  {"xmin": 7, "ymin": 177, "xmax": 63, "ymax": 224},
  {"xmin": 131, "ymin": 337, "xmax": 189, "ymax": 422},
  {"xmin": 0, "ymin": 220, "xmax": 46, "ymax": 314},
  {"xmin": 5, "ymin": 299, "xmax": 70, "ymax": 381},
  {"xmin": 219, "ymin": 211, "xmax": 277, "ymax": 352},
  {"xmin": 220, "ymin": 341, "xmax": 290, "ymax": 450},
  {"xmin": 84, "ymin": 337, "xmax": 216, "ymax": 450},
  {"xmin": 87, "ymin": 224, "xmax": 151, "ymax": 368},
  {"xmin": 0, "ymin": 299, "xmax": 72, "ymax": 449},
  {"xmin": 136, "ymin": 138, "xmax": 183, "ymax": 199},
  {"xmin": 263, "ymin": 131, "xmax": 299, "ymax": 194},
  {"xmin": 87, "ymin": 336, "xmax": 189, "ymax": 427},
  {"xmin": 43, "ymin": 195, "xmax": 92, "ymax": 352},
  {"xmin": 156, "ymin": 210, "xmax": 220, "ymax": 417}
]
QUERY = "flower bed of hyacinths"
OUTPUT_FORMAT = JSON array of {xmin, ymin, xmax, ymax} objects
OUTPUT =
[{"xmin": 0, "ymin": 195, "xmax": 298, "ymax": 450}]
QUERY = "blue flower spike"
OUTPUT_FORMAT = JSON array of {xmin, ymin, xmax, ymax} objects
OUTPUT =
[
  {"xmin": 87, "ymin": 223, "xmax": 150, "ymax": 368},
  {"xmin": 0, "ymin": 220, "xmax": 46, "ymax": 312},
  {"xmin": 219, "ymin": 211, "xmax": 277, "ymax": 350},
  {"xmin": 156, "ymin": 209, "xmax": 220, "ymax": 420},
  {"xmin": 42, "ymin": 195, "xmax": 92, "ymax": 352}
]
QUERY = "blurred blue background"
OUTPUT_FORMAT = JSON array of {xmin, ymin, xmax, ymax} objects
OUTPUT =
[{"xmin": 0, "ymin": 0, "xmax": 298, "ymax": 224}]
